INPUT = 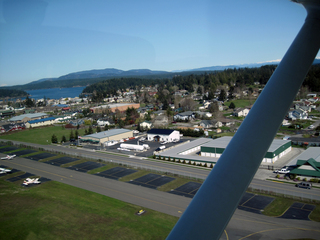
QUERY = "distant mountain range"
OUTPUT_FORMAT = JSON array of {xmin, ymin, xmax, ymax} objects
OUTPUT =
[
  {"xmin": 7, "ymin": 58, "xmax": 320, "ymax": 90},
  {"xmin": 31, "ymin": 68, "xmax": 170, "ymax": 84}
]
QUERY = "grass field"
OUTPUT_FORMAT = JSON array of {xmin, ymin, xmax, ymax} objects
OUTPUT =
[
  {"xmin": 224, "ymin": 99, "xmax": 255, "ymax": 108},
  {"xmin": 0, "ymin": 179, "xmax": 178, "ymax": 240},
  {"xmin": 0, "ymin": 126, "xmax": 86, "ymax": 145}
]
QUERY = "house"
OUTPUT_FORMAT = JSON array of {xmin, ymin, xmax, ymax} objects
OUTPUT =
[
  {"xmin": 173, "ymin": 111, "xmax": 195, "ymax": 121},
  {"xmin": 288, "ymin": 109, "xmax": 308, "ymax": 120},
  {"xmin": 97, "ymin": 118, "xmax": 115, "ymax": 126},
  {"xmin": 153, "ymin": 115, "xmax": 169, "ymax": 127},
  {"xmin": 69, "ymin": 119, "xmax": 85, "ymax": 127},
  {"xmin": 220, "ymin": 118, "xmax": 235, "ymax": 127},
  {"xmin": 199, "ymin": 120, "xmax": 223, "ymax": 129},
  {"xmin": 0, "ymin": 123, "xmax": 25, "ymax": 133},
  {"xmin": 233, "ymin": 108, "xmax": 249, "ymax": 117},
  {"xmin": 140, "ymin": 121, "xmax": 153, "ymax": 130},
  {"xmin": 147, "ymin": 129, "xmax": 180, "ymax": 142},
  {"xmin": 195, "ymin": 111, "xmax": 212, "ymax": 119}
]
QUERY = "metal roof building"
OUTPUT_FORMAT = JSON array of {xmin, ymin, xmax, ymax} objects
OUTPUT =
[
  {"xmin": 156, "ymin": 137, "xmax": 291, "ymax": 165},
  {"xmin": 81, "ymin": 129, "xmax": 133, "ymax": 144},
  {"xmin": 201, "ymin": 136, "xmax": 292, "ymax": 163},
  {"xmin": 9, "ymin": 113, "xmax": 48, "ymax": 122}
]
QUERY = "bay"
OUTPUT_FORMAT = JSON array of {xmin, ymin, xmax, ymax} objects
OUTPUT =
[{"xmin": 26, "ymin": 86, "xmax": 86, "ymax": 100}]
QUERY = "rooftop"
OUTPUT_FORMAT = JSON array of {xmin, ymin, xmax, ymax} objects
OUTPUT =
[{"xmin": 83, "ymin": 128, "xmax": 132, "ymax": 139}]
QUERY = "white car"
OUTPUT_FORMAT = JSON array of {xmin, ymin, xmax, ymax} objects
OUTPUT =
[{"xmin": 308, "ymin": 125, "xmax": 315, "ymax": 129}]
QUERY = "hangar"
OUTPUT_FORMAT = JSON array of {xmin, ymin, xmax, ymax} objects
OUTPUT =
[
  {"xmin": 201, "ymin": 136, "xmax": 291, "ymax": 163},
  {"xmin": 156, "ymin": 137, "xmax": 291, "ymax": 166},
  {"xmin": 81, "ymin": 129, "xmax": 133, "ymax": 144}
]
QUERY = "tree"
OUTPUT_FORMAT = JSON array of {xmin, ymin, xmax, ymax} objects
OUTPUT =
[
  {"xmin": 96, "ymin": 126, "xmax": 101, "ymax": 132},
  {"xmin": 61, "ymin": 135, "xmax": 67, "ymax": 143},
  {"xmin": 104, "ymin": 124, "xmax": 109, "ymax": 131},
  {"xmin": 88, "ymin": 125, "xmax": 93, "ymax": 134},
  {"xmin": 51, "ymin": 134, "xmax": 58, "ymax": 143},
  {"xmin": 218, "ymin": 89, "xmax": 227, "ymax": 102},
  {"xmin": 75, "ymin": 130, "xmax": 79, "ymax": 139},
  {"xmin": 229, "ymin": 102, "xmax": 236, "ymax": 109},
  {"xmin": 69, "ymin": 130, "xmax": 75, "ymax": 140},
  {"xmin": 24, "ymin": 96, "xmax": 35, "ymax": 108}
]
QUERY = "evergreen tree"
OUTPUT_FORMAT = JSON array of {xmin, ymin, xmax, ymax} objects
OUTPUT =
[
  {"xmin": 229, "ymin": 102, "xmax": 236, "ymax": 109},
  {"xmin": 51, "ymin": 134, "xmax": 58, "ymax": 143}
]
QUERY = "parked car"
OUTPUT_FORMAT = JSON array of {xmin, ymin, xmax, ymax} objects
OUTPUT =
[
  {"xmin": 308, "ymin": 125, "xmax": 315, "ymax": 129},
  {"xmin": 295, "ymin": 182, "xmax": 312, "ymax": 189}
]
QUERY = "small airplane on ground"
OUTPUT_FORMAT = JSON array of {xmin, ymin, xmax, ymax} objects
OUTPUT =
[
  {"xmin": 1, "ymin": 154, "xmax": 16, "ymax": 160},
  {"xmin": 0, "ymin": 167, "xmax": 11, "ymax": 174},
  {"xmin": 23, "ymin": 178, "xmax": 41, "ymax": 186}
]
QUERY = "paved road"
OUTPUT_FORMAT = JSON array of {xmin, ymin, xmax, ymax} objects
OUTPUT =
[{"xmin": 1, "ymin": 152, "xmax": 320, "ymax": 239}]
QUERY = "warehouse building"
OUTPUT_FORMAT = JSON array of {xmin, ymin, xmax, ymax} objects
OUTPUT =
[
  {"xmin": 156, "ymin": 137, "xmax": 291, "ymax": 166},
  {"xmin": 25, "ymin": 117, "xmax": 56, "ymax": 128},
  {"xmin": 80, "ymin": 128, "xmax": 133, "ymax": 144},
  {"xmin": 147, "ymin": 129, "xmax": 180, "ymax": 142},
  {"xmin": 201, "ymin": 136, "xmax": 291, "ymax": 163}
]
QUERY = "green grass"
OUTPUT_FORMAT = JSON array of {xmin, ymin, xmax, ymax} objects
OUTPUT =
[
  {"xmin": 0, "ymin": 179, "xmax": 178, "ymax": 240},
  {"xmin": 0, "ymin": 126, "xmax": 87, "ymax": 145},
  {"xmin": 224, "ymin": 99, "xmax": 255, "ymax": 108}
]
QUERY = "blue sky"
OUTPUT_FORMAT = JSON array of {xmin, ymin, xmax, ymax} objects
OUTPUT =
[{"xmin": 0, "ymin": 0, "xmax": 319, "ymax": 86}]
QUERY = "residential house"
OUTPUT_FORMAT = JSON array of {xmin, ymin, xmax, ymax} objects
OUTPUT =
[
  {"xmin": 97, "ymin": 118, "xmax": 115, "ymax": 126},
  {"xmin": 199, "ymin": 120, "xmax": 223, "ymax": 129},
  {"xmin": 0, "ymin": 122, "xmax": 25, "ymax": 133},
  {"xmin": 288, "ymin": 109, "xmax": 308, "ymax": 120},
  {"xmin": 233, "ymin": 108, "xmax": 250, "ymax": 117},
  {"xmin": 153, "ymin": 115, "xmax": 169, "ymax": 127},
  {"xmin": 140, "ymin": 121, "xmax": 153, "ymax": 130},
  {"xmin": 195, "ymin": 111, "xmax": 212, "ymax": 119},
  {"xmin": 173, "ymin": 111, "xmax": 195, "ymax": 121}
]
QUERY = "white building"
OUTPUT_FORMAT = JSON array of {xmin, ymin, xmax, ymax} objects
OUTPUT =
[{"xmin": 147, "ymin": 129, "xmax": 180, "ymax": 142}]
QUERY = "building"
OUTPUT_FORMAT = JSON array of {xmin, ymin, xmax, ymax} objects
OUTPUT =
[
  {"xmin": 200, "ymin": 136, "xmax": 291, "ymax": 163},
  {"xmin": 81, "ymin": 129, "xmax": 133, "ymax": 144},
  {"xmin": 0, "ymin": 122, "xmax": 25, "ymax": 133},
  {"xmin": 173, "ymin": 111, "xmax": 195, "ymax": 121},
  {"xmin": 25, "ymin": 117, "xmax": 56, "ymax": 128},
  {"xmin": 9, "ymin": 113, "xmax": 48, "ymax": 123},
  {"xmin": 287, "ymin": 147, "xmax": 320, "ymax": 178},
  {"xmin": 90, "ymin": 103, "xmax": 140, "ymax": 114},
  {"xmin": 147, "ymin": 129, "xmax": 180, "ymax": 142},
  {"xmin": 233, "ymin": 108, "xmax": 250, "ymax": 117}
]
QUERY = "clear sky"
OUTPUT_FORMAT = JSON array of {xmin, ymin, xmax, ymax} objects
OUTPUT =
[{"xmin": 0, "ymin": 0, "xmax": 319, "ymax": 86}]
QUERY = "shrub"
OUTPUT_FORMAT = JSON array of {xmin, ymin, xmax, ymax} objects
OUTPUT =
[{"xmin": 276, "ymin": 174, "xmax": 280, "ymax": 178}]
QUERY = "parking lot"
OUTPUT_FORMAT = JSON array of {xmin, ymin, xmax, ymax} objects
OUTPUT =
[{"xmin": 100, "ymin": 137, "xmax": 189, "ymax": 157}]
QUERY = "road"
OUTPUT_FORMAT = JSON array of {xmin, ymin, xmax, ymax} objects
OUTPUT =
[{"xmin": 1, "ymin": 154, "xmax": 319, "ymax": 240}]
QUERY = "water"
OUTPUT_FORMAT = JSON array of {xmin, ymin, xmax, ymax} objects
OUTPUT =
[{"xmin": 26, "ymin": 86, "xmax": 86, "ymax": 100}]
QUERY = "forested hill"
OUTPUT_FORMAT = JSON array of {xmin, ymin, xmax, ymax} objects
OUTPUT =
[
  {"xmin": 82, "ymin": 64, "xmax": 320, "ymax": 98},
  {"xmin": 0, "ymin": 89, "xmax": 28, "ymax": 98}
]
